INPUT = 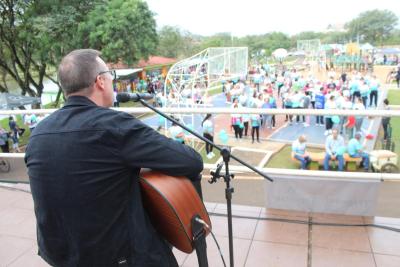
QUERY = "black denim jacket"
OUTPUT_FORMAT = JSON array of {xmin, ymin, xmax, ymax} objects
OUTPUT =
[{"xmin": 25, "ymin": 96, "xmax": 203, "ymax": 267}]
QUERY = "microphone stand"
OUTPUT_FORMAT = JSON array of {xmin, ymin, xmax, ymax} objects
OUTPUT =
[{"xmin": 135, "ymin": 94, "xmax": 273, "ymax": 267}]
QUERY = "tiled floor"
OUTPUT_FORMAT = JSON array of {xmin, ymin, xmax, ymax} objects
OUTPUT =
[{"xmin": 1, "ymin": 186, "xmax": 400, "ymax": 267}]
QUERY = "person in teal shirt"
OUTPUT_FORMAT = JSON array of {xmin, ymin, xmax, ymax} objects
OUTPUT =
[
  {"xmin": 169, "ymin": 121, "xmax": 185, "ymax": 144},
  {"xmin": 347, "ymin": 132, "xmax": 370, "ymax": 171},
  {"xmin": 250, "ymin": 104, "xmax": 261, "ymax": 143},
  {"xmin": 292, "ymin": 135, "xmax": 311, "ymax": 169}
]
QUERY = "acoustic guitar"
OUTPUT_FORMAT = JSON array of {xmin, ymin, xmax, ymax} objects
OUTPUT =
[{"xmin": 139, "ymin": 170, "xmax": 212, "ymax": 253}]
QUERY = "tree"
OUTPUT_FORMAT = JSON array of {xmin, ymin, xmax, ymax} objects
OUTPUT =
[
  {"xmin": 78, "ymin": 0, "xmax": 158, "ymax": 66},
  {"xmin": 385, "ymin": 29, "xmax": 400, "ymax": 45},
  {"xmin": 0, "ymin": 0, "xmax": 99, "ymax": 98},
  {"xmin": 198, "ymin": 33, "xmax": 233, "ymax": 51},
  {"xmin": 30, "ymin": 0, "xmax": 101, "ymax": 103},
  {"xmin": 157, "ymin": 26, "xmax": 184, "ymax": 58},
  {"xmin": 291, "ymin": 31, "xmax": 322, "ymax": 46},
  {"xmin": 180, "ymin": 31, "xmax": 203, "ymax": 58},
  {"xmin": 0, "ymin": 0, "xmax": 44, "ymax": 96},
  {"xmin": 263, "ymin": 32, "xmax": 291, "ymax": 56},
  {"xmin": 346, "ymin": 9, "xmax": 399, "ymax": 44},
  {"xmin": 321, "ymin": 31, "xmax": 349, "ymax": 44},
  {"xmin": 1, "ymin": 0, "xmax": 158, "ymax": 104}
]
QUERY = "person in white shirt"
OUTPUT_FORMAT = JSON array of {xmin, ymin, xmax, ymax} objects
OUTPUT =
[
  {"xmin": 202, "ymin": 114, "xmax": 215, "ymax": 159},
  {"xmin": 324, "ymin": 95, "xmax": 337, "ymax": 135},
  {"xmin": 290, "ymin": 68, "xmax": 299, "ymax": 81},
  {"xmin": 323, "ymin": 129, "xmax": 345, "ymax": 171},
  {"xmin": 24, "ymin": 114, "xmax": 38, "ymax": 133},
  {"xmin": 327, "ymin": 69, "xmax": 336, "ymax": 79},
  {"xmin": 369, "ymin": 75, "xmax": 380, "ymax": 108},
  {"xmin": 169, "ymin": 120, "xmax": 185, "ymax": 144},
  {"xmin": 353, "ymin": 97, "xmax": 365, "ymax": 134},
  {"xmin": 231, "ymin": 98, "xmax": 243, "ymax": 139}
]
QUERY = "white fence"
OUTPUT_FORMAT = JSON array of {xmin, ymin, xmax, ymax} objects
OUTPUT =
[
  {"xmin": 1, "ymin": 108, "xmax": 399, "ymax": 182},
  {"xmin": 0, "ymin": 107, "xmax": 399, "ymax": 117}
]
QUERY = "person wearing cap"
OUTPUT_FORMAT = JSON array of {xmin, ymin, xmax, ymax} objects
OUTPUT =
[
  {"xmin": 347, "ymin": 132, "xmax": 370, "ymax": 171},
  {"xmin": 292, "ymin": 135, "xmax": 311, "ymax": 170}
]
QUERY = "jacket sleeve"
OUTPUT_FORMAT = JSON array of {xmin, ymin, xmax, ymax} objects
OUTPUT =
[{"xmin": 116, "ymin": 115, "xmax": 203, "ymax": 181}]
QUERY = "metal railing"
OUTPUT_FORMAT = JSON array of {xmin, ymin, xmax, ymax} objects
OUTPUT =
[
  {"xmin": 0, "ymin": 107, "xmax": 399, "ymax": 117},
  {"xmin": 1, "ymin": 107, "xmax": 399, "ymax": 182}
]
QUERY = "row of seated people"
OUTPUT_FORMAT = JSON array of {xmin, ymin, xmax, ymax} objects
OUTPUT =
[{"xmin": 292, "ymin": 129, "xmax": 369, "ymax": 171}]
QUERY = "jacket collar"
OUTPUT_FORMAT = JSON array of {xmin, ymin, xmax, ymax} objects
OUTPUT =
[{"xmin": 64, "ymin": 96, "xmax": 97, "ymax": 108}]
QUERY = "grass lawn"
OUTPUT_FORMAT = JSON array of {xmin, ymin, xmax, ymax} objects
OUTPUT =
[
  {"xmin": 0, "ymin": 115, "xmax": 31, "ymax": 148},
  {"xmin": 386, "ymin": 89, "xmax": 400, "ymax": 167},
  {"xmin": 265, "ymin": 145, "xmax": 324, "ymax": 169},
  {"xmin": 207, "ymin": 85, "xmax": 222, "ymax": 97},
  {"xmin": 371, "ymin": 89, "xmax": 399, "ymax": 169},
  {"xmin": 196, "ymin": 143, "xmax": 220, "ymax": 164}
]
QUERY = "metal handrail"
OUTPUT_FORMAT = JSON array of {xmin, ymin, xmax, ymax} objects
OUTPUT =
[
  {"xmin": 1, "ymin": 153, "xmax": 399, "ymax": 182},
  {"xmin": 0, "ymin": 107, "xmax": 399, "ymax": 117}
]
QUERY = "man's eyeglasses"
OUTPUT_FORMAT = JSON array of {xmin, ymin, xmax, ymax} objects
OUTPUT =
[{"xmin": 97, "ymin": 69, "xmax": 117, "ymax": 81}]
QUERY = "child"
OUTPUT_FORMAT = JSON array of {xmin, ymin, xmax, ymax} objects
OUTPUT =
[{"xmin": 10, "ymin": 130, "xmax": 21, "ymax": 153}]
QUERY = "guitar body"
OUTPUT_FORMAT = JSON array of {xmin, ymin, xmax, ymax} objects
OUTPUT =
[{"xmin": 139, "ymin": 170, "xmax": 212, "ymax": 253}]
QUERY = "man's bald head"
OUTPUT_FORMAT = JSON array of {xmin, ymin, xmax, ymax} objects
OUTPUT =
[{"xmin": 299, "ymin": 135, "xmax": 307, "ymax": 143}]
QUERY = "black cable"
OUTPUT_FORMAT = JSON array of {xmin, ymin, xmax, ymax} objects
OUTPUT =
[
  {"xmin": 195, "ymin": 217, "xmax": 227, "ymax": 267},
  {"xmin": 210, "ymin": 230, "xmax": 227, "ymax": 267},
  {"xmin": 209, "ymin": 212, "xmax": 400, "ymax": 233}
]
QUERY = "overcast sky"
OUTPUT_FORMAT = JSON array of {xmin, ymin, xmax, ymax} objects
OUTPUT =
[{"xmin": 145, "ymin": 0, "xmax": 400, "ymax": 37}]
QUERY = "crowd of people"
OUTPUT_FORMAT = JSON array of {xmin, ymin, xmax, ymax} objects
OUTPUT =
[{"xmin": 222, "ymin": 66, "xmax": 384, "ymax": 143}]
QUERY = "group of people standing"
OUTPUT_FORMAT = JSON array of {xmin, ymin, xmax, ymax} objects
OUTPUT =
[
  {"xmin": 0, "ymin": 113, "xmax": 40, "ymax": 153},
  {"xmin": 279, "ymin": 69, "xmax": 382, "ymax": 138},
  {"xmin": 223, "ymin": 65, "xmax": 385, "ymax": 144},
  {"xmin": 0, "ymin": 116, "xmax": 31, "ymax": 153},
  {"xmin": 226, "ymin": 79, "xmax": 277, "ymax": 143}
]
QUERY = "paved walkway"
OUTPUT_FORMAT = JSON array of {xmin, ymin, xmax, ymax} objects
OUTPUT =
[{"xmin": 1, "ymin": 186, "xmax": 400, "ymax": 267}]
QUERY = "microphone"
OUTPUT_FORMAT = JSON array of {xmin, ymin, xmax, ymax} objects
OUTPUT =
[{"xmin": 116, "ymin": 92, "xmax": 154, "ymax": 103}]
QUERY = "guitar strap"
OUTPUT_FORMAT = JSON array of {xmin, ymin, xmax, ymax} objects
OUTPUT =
[
  {"xmin": 192, "ymin": 178, "xmax": 208, "ymax": 267},
  {"xmin": 192, "ymin": 215, "xmax": 208, "ymax": 267},
  {"xmin": 192, "ymin": 178, "xmax": 204, "ymax": 199}
]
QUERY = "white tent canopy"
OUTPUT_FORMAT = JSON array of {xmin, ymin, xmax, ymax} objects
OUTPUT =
[
  {"xmin": 361, "ymin": 43, "xmax": 374, "ymax": 51},
  {"xmin": 272, "ymin": 48, "xmax": 288, "ymax": 59},
  {"xmin": 115, "ymin": 68, "xmax": 142, "ymax": 79},
  {"xmin": 0, "ymin": 93, "xmax": 41, "ymax": 109}
]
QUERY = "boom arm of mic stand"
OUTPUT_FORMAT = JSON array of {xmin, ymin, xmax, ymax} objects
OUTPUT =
[{"xmin": 137, "ymin": 98, "xmax": 273, "ymax": 182}]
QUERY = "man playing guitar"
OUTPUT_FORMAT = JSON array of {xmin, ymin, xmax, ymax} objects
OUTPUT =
[{"xmin": 25, "ymin": 49, "xmax": 204, "ymax": 267}]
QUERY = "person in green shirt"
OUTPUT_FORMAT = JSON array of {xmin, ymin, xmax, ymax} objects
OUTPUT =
[{"xmin": 347, "ymin": 132, "xmax": 370, "ymax": 171}]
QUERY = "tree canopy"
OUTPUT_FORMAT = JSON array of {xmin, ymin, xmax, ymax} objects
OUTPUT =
[
  {"xmin": 0, "ymin": 0, "xmax": 158, "ymax": 98},
  {"xmin": 346, "ymin": 9, "xmax": 398, "ymax": 44},
  {"xmin": 0, "ymin": 0, "xmax": 45, "ymax": 96},
  {"xmin": 157, "ymin": 26, "xmax": 184, "ymax": 58},
  {"xmin": 78, "ymin": 0, "xmax": 158, "ymax": 66}
]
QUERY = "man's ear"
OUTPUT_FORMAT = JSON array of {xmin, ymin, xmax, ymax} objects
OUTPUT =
[{"xmin": 95, "ymin": 75, "xmax": 106, "ymax": 91}]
